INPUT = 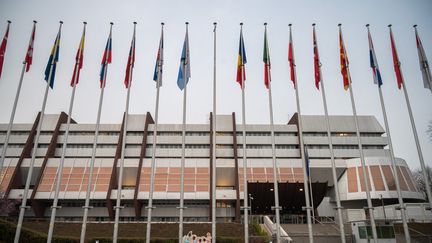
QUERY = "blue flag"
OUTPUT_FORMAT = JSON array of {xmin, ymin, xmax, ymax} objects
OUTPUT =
[
  {"xmin": 153, "ymin": 28, "xmax": 164, "ymax": 87},
  {"xmin": 304, "ymin": 145, "xmax": 310, "ymax": 178},
  {"xmin": 44, "ymin": 26, "xmax": 61, "ymax": 89},
  {"xmin": 177, "ymin": 28, "xmax": 190, "ymax": 90},
  {"xmin": 368, "ymin": 29, "xmax": 383, "ymax": 87}
]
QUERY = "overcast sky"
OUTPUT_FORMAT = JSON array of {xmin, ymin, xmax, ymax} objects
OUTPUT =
[{"xmin": 0, "ymin": 0, "xmax": 431, "ymax": 170}]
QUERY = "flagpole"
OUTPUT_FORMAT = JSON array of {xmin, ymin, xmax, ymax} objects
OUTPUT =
[
  {"xmin": 288, "ymin": 24, "xmax": 313, "ymax": 243},
  {"xmin": 0, "ymin": 20, "xmax": 36, "ymax": 173},
  {"xmin": 313, "ymin": 23, "xmax": 346, "ymax": 242},
  {"xmin": 113, "ymin": 22, "xmax": 136, "ymax": 243},
  {"xmin": 46, "ymin": 21, "xmax": 86, "ymax": 243},
  {"xmin": 339, "ymin": 23, "xmax": 378, "ymax": 243},
  {"xmin": 308, "ymin": 156, "xmax": 315, "ymax": 223},
  {"xmin": 263, "ymin": 23, "xmax": 281, "ymax": 243},
  {"xmin": 239, "ymin": 23, "xmax": 250, "ymax": 243},
  {"xmin": 14, "ymin": 20, "xmax": 63, "ymax": 243},
  {"xmin": 211, "ymin": 22, "xmax": 217, "ymax": 243},
  {"xmin": 366, "ymin": 24, "xmax": 411, "ymax": 243},
  {"xmin": 178, "ymin": 22, "xmax": 189, "ymax": 242},
  {"xmin": 80, "ymin": 22, "xmax": 113, "ymax": 243},
  {"xmin": 146, "ymin": 22, "xmax": 164, "ymax": 243}
]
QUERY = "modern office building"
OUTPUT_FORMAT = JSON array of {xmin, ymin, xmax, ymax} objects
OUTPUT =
[{"xmin": 0, "ymin": 112, "xmax": 424, "ymax": 222}]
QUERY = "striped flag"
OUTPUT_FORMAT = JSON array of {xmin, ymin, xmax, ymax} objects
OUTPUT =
[
  {"xmin": 367, "ymin": 28, "xmax": 383, "ymax": 87},
  {"xmin": 25, "ymin": 23, "xmax": 36, "ymax": 72},
  {"xmin": 389, "ymin": 27, "xmax": 403, "ymax": 89},
  {"xmin": 124, "ymin": 26, "xmax": 136, "ymax": 88},
  {"xmin": 177, "ymin": 27, "xmax": 190, "ymax": 90},
  {"xmin": 414, "ymin": 27, "xmax": 432, "ymax": 92},
  {"xmin": 153, "ymin": 26, "xmax": 164, "ymax": 87},
  {"xmin": 312, "ymin": 26, "xmax": 321, "ymax": 90},
  {"xmin": 288, "ymin": 26, "xmax": 296, "ymax": 87},
  {"xmin": 100, "ymin": 27, "xmax": 112, "ymax": 88},
  {"xmin": 236, "ymin": 27, "xmax": 247, "ymax": 87},
  {"xmin": 71, "ymin": 24, "xmax": 86, "ymax": 87},
  {"xmin": 0, "ymin": 21, "xmax": 10, "ymax": 79},
  {"xmin": 263, "ymin": 26, "xmax": 271, "ymax": 89},
  {"xmin": 44, "ymin": 24, "xmax": 61, "ymax": 89},
  {"xmin": 339, "ymin": 27, "xmax": 350, "ymax": 90}
]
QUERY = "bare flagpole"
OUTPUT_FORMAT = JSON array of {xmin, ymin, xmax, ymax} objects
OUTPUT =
[
  {"xmin": 80, "ymin": 22, "xmax": 113, "ymax": 243},
  {"xmin": 367, "ymin": 24, "xmax": 410, "ymax": 243},
  {"xmin": 14, "ymin": 21, "xmax": 63, "ymax": 243},
  {"xmin": 178, "ymin": 22, "xmax": 189, "ymax": 242},
  {"xmin": 46, "ymin": 21, "xmax": 86, "ymax": 243},
  {"xmin": 113, "ymin": 22, "xmax": 136, "ymax": 243},
  {"xmin": 211, "ymin": 22, "xmax": 217, "ymax": 243},
  {"xmin": 0, "ymin": 20, "xmax": 35, "ymax": 173},
  {"xmin": 339, "ymin": 23, "xmax": 378, "ymax": 243},
  {"xmin": 289, "ymin": 24, "xmax": 313, "ymax": 243},
  {"xmin": 313, "ymin": 23, "xmax": 346, "ymax": 242},
  {"xmin": 146, "ymin": 22, "xmax": 164, "ymax": 243},
  {"xmin": 238, "ymin": 23, "xmax": 249, "ymax": 243},
  {"xmin": 389, "ymin": 25, "xmax": 432, "ymax": 211}
]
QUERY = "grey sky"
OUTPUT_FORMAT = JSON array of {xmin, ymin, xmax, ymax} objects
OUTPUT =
[{"xmin": 0, "ymin": 0, "xmax": 431, "ymax": 170}]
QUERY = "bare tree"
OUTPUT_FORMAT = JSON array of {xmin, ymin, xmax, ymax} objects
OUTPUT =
[
  {"xmin": 412, "ymin": 166, "xmax": 432, "ymax": 202},
  {"xmin": 0, "ymin": 198, "xmax": 21, "ymax": 216},
  {"xmin": 427, "ymin": 120, "xmax": 432, "ymax": 141}
]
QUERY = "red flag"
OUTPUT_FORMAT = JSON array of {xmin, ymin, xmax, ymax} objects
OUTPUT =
[
  {"xmin": 71, "ymin": 24, "xmax": 86, "ymax": 87},
  {"xmin": 288, "ymin": 27, "xmax": 296, "ymax": 87},
  {"xmin": 313, "ymin": 26, "xmax": 321, "ymax": 90},
  {"xmin": 0, "ymin": 21, "xmax": 10, "ymax": 79},
  {"xmin": 389, "ymin": 28, "xmax": 403, "ymax": 89},
  {"xmin": 25, "ymin": 23, "xmax": 36, "ymax": 72},
  {"xmin": 339, "ymin": 27, "xmax": 350, "ymax": 90},
  {"xmin": 124, "ymin": 28, "xmax": 136, "ymax": 88}
]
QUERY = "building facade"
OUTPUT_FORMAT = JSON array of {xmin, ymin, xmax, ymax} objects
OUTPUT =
[{"xmin": 0, "ymin": 112, "xmax": 424, "ymax": 222}]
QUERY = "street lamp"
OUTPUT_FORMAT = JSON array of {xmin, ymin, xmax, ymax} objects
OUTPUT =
[{"xmin": 249, "ymin": 193, "xmax": 254, "ymax": 223}]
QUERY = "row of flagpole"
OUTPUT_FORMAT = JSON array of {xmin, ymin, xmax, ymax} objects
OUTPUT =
[{"xmin": 0, "ymin": 20, "xmax": 430, "ymax": 243}]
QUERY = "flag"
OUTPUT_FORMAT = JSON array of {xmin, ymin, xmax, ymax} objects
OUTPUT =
[
  {"xmin": 263, "ymin": 26, "xmax": 271, "ymax": 89},
  {"xmin": 288, "ymin": 27, "xmax": 296, "ymax": 87},
  {"xmin": 0, "ymin": 21, "xmax": 10, "ymax": 79},
  {"xmin": 367, "ymin": 28, "xmax": 383, "ymax": 87},
  {"xmin": 44, "ymin": 25, "xmax": 61, "ymax": 89},
  {"xmin": 25, "ymin": 23, "xmax": 36, "ymax": 72},
  {"xmin": 414, "ymin": 28, "xmax": 432, "ymax": 92},
  {"xmin": 71, "ymin": 25, "xmax": 86, "ymax": 87},
  {"xmin": 177, "ymin": 27, "xmax": 190, "ymax": 90},
  {"xmin": 339, "ymin": 27, "xmax": 350, "ymax": 90},
  {"xmin": 389, "ymin": 28, "xmax": 403, "ymax": 89},
  {"xmin": 236, "ymin": 28, "xmax": 247, "ymax": 87},
  {"xmin": 153, "ymin": 27, "xmax": 164, "ymax": 87},
  {"xmin": 304, "ymin": 145, "xmax": 310, "ymax": 178},
  {"xmin": 124, "ymin": 28, "xmax": 136, "ymax": 88},
  {"xmin": 313, "ymin": 26, "xmax": 321, "ymax": 90},
  {"xmin": 100, "ymin": 27, "xmax": 112, "ymax": 88}
]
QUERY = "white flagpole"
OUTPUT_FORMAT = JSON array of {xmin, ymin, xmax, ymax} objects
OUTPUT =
[
  {"xmin": 0, "ymin": 20, "xmax": 35, "ymax": 173},
  {"xmin": 46, "ymin": 22, "xmax": 86, "ymax": 243},
  {"xmin": 339, "ymin": 23, "xmax": 378, "ymax": 243},
  {"xmin": 307, "ymin": 155, "xmax": 315, "ymax": 223},
  {"xmin": 113, "ymin": 22, "xmax": 136, "ymax": 243},
  {"xmin": 367, "ymin": 24, "xmax": 410, "ymax": 243},
  {"xmin": 289, "ymin": 24, "xmax": 313, "ymax": 243},
  {"xmin": 178, "ymin": 22, "xmax": 189, "ymax": 242},
  {"xmin": 146, "ymin": 22, "xmax": 164, "ymax": 243},
  {"xmin": 264, "ymin": 23, "xmax": 281, "ymax": 243},
  {"xmin": 80, "ymin": 22, "xmax": 113, "ymax": 243},
  {"xmin": 14, "ymin": 20, "xmax": 63, "ymax": 243},
  {"xmin": 211, "ymin": 22, "xmax": 217, "ymax": 243},
  {"xmin": 239, "ymin": 23, "xmax": 249, "ymax": 243},
  {"xmin": 388, "ymin": 24, "xmax": 432, "ymax": 210},
  {"xmin": 313, "ymin": 23, "xmax": 346, "ymax": 242}
]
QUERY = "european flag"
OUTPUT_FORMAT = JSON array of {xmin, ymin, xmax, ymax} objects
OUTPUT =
[
  {"xmin": 177, "ymin": 28, "xmax": 190, "ymax": 90},
  {"xmin": 44, "ymin": 26, "xmax": 61, "ymax": 89},
  {"xmin": 368, "ymin": 30, "xmax": 383, "ymax": 87}
]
